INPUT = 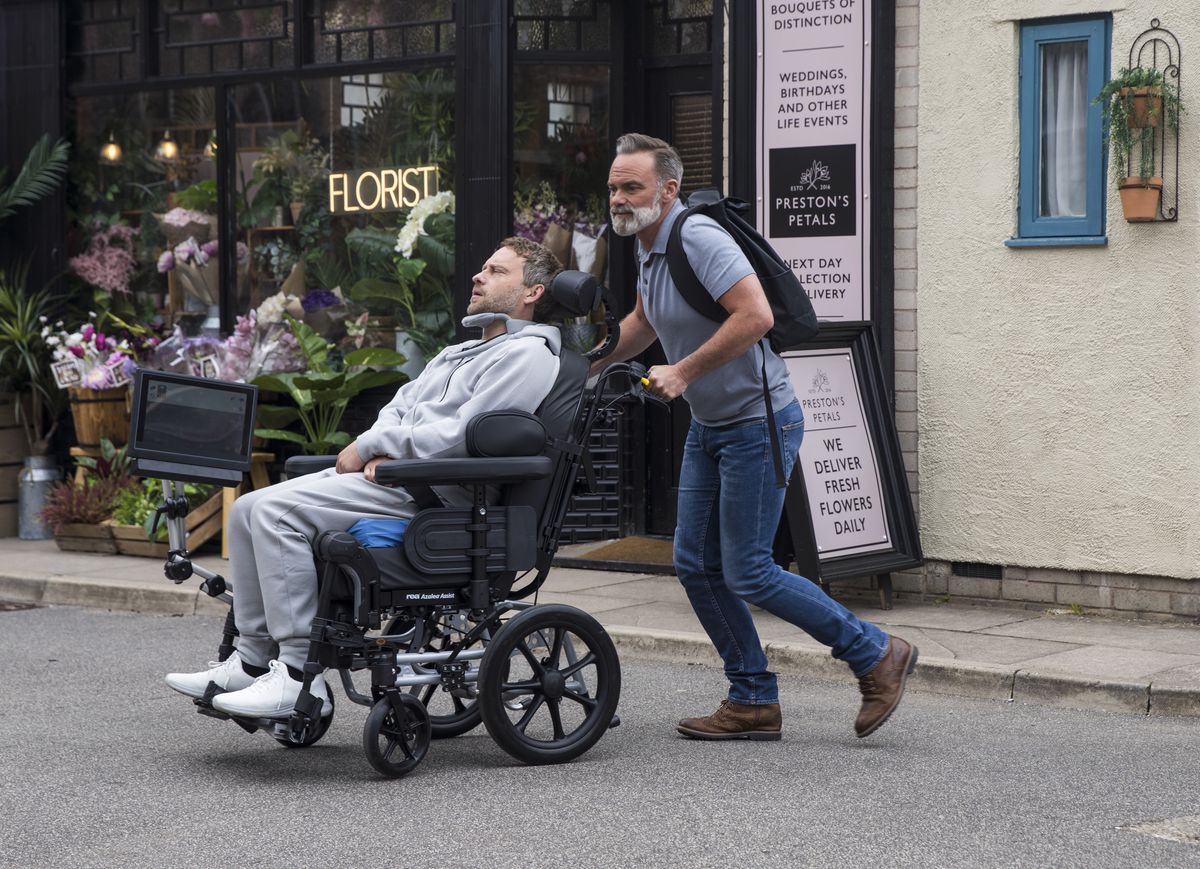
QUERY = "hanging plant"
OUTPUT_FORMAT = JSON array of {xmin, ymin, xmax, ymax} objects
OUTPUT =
[{"xmin": 1093, "ymin": 66, "xmax": 1182, "ymax": 221}]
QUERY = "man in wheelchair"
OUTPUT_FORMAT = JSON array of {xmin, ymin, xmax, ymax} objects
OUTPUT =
[{"xmin": 166, "ymin": 237, "xmax": 569, "ymax": 720}]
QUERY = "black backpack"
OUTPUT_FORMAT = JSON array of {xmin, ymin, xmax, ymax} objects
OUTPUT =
[
  {"xmin": 665, "ymin": 188, "xmax": 819, "ymax": 487},
  {"xmin": 666, "ymin": 187, "xmax": 819, "ymax": 352}
]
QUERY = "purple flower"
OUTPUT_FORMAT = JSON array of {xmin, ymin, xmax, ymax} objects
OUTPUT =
[
  {"xmin": 201, "ymin": 240, "xmax": 219, "ymax": 259},
  {"xmin": 301, "ymin": 289, "xmax": 340, "ymax": 312},
  {"xmin": 157, "ymin": 251, "xmax": 175, "ymax": 272},
  {"xmin": 82, "ymin": 366, "xmax": 113, "ymax": 389},
  {"xmin": 81, "ymin": 324, "xmax": 94, "ymax": 341},
  {"xmin": 68, "ymin": 345, "xmax": 84, "ymax": 359}
]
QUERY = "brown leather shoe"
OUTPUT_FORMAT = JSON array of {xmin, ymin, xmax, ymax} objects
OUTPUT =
[
  {"xmin": 676, "ymin": 699, "xmax": 782, "ymax": 741},
  {"xmin": 855, "ymin": 636, "xmax": 918, "ymax": 738}
]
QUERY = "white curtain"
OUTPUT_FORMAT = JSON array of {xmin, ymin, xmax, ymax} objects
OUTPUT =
[{"xmin": 1040, "ymin": 41, "xmax": 1088, "ymax": 217}]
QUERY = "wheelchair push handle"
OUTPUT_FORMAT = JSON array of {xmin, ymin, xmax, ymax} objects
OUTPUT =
[{"xmin": 625, "ymin": 362, "xmax": 671, "ymax": 409}]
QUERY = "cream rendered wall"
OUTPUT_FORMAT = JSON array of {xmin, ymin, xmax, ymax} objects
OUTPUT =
[{"xmin": 917, "ymin": 1, "xmax": 1200, "ymax": 579}]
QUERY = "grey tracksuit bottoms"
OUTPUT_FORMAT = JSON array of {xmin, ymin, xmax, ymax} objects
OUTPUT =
[{"xmin": 226, "ymin": 468, "xmax": 416, "ymax": 670}]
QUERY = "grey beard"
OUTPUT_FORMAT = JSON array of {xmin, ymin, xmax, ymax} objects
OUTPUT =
[{"xmin": 610, "ymin": 198, "xmax": 663, "ymax": 237}]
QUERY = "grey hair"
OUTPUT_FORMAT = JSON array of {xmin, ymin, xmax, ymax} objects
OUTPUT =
[{"xmin": 615, "ymin": 132, "xmax": 684, "ymax": 187}]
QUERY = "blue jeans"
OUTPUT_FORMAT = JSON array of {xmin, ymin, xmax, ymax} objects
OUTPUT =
[{"xmin": 673, "ymin": 399, "xmax": 889, "ymax": 705}]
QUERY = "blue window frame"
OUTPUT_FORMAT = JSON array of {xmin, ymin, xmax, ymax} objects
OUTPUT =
[{"xmin": 1011, "ymin": 16, "xmax": 1110, "ymax": 245}]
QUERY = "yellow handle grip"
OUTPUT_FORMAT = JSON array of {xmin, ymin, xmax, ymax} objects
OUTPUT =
[{"xmin": 640, "ymin": 377, "xmax": 650, "ymax": 386}]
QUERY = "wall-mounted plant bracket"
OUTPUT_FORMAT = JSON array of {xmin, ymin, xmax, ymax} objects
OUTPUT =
[{"xmin": 1128, "ymin": 19, "xmax": 1181, "ymax": 221}]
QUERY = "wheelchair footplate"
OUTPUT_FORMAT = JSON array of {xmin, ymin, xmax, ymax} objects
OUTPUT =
[{"xmin": 191, "ymin": 680, "xmax": 335, "ymax": 747}]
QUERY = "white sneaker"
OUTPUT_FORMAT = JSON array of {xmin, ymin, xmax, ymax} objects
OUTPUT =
[
  {"xmin": 165, "ymin": 650, "xmax": 258, "ymax": 699},
  {"xmin": 211, "ymin": 660, "xmax": 331, "ymax": 719}
]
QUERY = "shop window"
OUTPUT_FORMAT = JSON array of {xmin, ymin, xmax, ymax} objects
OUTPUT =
[
  {"xmin": 67, "ymin": 88, "xmax": 217, "ymax": 329},
  {"xmin": 310, "ymin": 0, "xmax": 455, "ymax": 64},
  {"xmin": 156, "ymin": 0, "xmax": 296, "ymax": 76},
  {"xmin": 514, "ymin": 1, "xmax": 611, "ymax": 52},
  {"xmin": 230, "ymin": 68, "xmax": 456, "ymax": 374},
  {"xmin": 1011, "ymin": 17, "xmax": 1109, "ymax": 245},
  {"xmin": 67, "ymin": 0, "xmax": 142, "ymax": 84},
  {"xmin": 513, "ymin": 63, "xmax": 609, "ymax": 295},
  {"xmin": 647, "ymin": 0, "xmax": 712, "ymax": 58}
]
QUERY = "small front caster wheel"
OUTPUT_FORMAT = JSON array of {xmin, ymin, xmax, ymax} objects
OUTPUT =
[
  {"xmin": 274, "ymin": 691, "xmax": 335, "ymax": 748},
  {"xmin": 363, "ymin": 693, "xmax": 431, "ymax": 778}
]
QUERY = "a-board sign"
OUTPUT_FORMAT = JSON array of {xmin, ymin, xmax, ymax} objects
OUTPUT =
[
  {"xmin": 785, "ymin": 346, "xmax": 892, "ymax": 559},
  {"xmin": 755, "ymin": 0, "xmax": 873, "ymax": 322},
  {"xmin": 776, "ymin": 324, "xmax": 921, "ymax": 582}
]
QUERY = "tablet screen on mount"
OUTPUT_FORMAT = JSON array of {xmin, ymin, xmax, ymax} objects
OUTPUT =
[{"xmin": 135, "ymin": 375, "xmax": 253, "ymax": 466}]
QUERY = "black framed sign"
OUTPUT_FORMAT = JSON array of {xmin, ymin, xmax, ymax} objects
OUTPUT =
[{"xmin": 777, "ymin": 323, "xmax": 921, "ymax": 583}]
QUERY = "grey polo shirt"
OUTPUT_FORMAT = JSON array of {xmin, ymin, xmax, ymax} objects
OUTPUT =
[{"xmin": 637, "ymin": 198, "xmax": 796, "ymax": 427}]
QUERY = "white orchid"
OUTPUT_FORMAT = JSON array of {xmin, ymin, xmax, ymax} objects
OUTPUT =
[{"xmin": 394, "ymin": 190, "xmax": 455, "ymax": 258}]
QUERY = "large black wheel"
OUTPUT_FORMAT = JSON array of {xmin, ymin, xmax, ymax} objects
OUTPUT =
[
  {"xmin": 404, "ymin": 611, "xmax": 488, "ymax": 739},
  {"xmin": 273, "ymin": 690, "xmax": 335, "ymax": 748},
  {"xmin": 362, "ymin": 693, "xmax": 431, "ymax": 778},
  {"xmin": 478, "ymin": 604, "xmax": 620, "ymax": 765}
]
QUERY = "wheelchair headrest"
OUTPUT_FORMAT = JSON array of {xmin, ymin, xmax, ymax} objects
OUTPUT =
[{"xmin": 549, "ymin": 270, "xmax": 601, "ymax": 318}]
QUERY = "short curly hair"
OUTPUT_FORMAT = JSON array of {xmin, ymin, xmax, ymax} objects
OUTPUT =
[{"xmin": 499, "ymin": 236, "xmax": 568, "ymax": 323}]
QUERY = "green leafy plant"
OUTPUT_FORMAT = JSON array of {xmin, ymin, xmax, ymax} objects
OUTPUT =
[
  {"xmin": 256, "ymin": 237, "xmax": 299, "ymax": 283},
  {"xmin": 173, "ymin": 180, "xmax": 218, "ymax": 212},
  {"xmin": 252, "ymin": 314, "xmax": 408, "ymax": 454},
  {"xmin": 0, "ymin": 134, "xmax": 70, "ymax": 222},
  {"xmin": 112, "ymin": 477, "xmax": 214, "ymax": 540},
  {"xmin": 0, "ymin": 263, "xmax": 67, "ymax": 454},
  {"xmin": 38, "ymin": 475, "xmax": 134, "ymax": 530},
  {"xmin": 346, "ymin": 207, "xmax": 455, "ymax": 361},
  {"xmin": 73, "ymin": 437, "xmax": 133, "ymax": 481},
  {"xmin": 1093, "ymin": 66, "xmax": 1182, "ymax": 186}
]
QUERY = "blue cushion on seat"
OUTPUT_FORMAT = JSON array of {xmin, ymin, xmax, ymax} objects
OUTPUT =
[{"xmin": 347, "ymin": 518, "xmax": 409, "ymax": 548}]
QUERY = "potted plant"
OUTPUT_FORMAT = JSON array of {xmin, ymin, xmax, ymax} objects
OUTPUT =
[
  {"xmin": 1093, "ymin": 67, "xmax": 1182, "ymax": 222},
  {"xmin": 46, "ymin": 314, "xmax": 150, "ymax": 448},
  {"xmin": 39, "ymin": 442, "xmax": 137, "ymax": 552},
  {"xmin": 108, "ymin": 477, "xmax": 221, "ymax": 557},
  {"xmin": 0, "ymin": 134, "xmax": 71, "ymax": 539},
  {"xmin": 253, "ymin": 315, "xmax": 408, "ymax": 455},
  {"xmin": 0, "ymin": 263, "xmax": 67, "ymax": 538}
]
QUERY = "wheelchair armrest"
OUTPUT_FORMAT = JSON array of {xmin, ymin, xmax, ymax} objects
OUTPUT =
[
  {"xmin": 374, "ymin": 456, "xmax": 553, "ymax": 486},
  {"xmin": 285, "ymin": 455, "xmax": 338, "ymax": 477}
]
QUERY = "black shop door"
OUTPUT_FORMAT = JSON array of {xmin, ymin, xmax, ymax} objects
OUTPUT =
[{"xmin": 640, "ymin": 64, "xmax": 717, "ymax": 537}]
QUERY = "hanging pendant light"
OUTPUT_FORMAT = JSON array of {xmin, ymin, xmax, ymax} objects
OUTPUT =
[
  {"xmin": 155, "ymin": 129, "xmax": 179, "ymax": 162},
  {"xmin": 100, "ymin": 133, "xmax": 122, "ymax": 164}
]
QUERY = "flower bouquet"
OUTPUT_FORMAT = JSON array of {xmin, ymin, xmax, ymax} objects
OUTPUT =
[
  {"xmin": 156, "ymin": 207, "xmax": 212, "ymax": 247},
  {"xmin": 45, "ymin": 314, "xmax": 161, "ymax": 446}
]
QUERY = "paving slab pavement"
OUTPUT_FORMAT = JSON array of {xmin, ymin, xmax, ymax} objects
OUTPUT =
[{"xmin": 2, "ymin": 537, "xmax": 1199, "ymax": 717}]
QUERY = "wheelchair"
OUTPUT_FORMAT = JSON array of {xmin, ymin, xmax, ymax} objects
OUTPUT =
[{"xmin": 133, "ymin": 270, "xmax": 662, "ymax": 778}]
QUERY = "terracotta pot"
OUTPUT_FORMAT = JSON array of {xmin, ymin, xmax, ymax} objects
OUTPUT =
[
  {"xmin": 1118, "ymin": 176, "xmax": 1163, "ymax": 222},
  {"xmin": 1121, "ymin": 86, "xmax": 1163, "ymax": 128},
  {"xmin": 290, "ymin": 201, "xmax": 304, "ymax": 224}
]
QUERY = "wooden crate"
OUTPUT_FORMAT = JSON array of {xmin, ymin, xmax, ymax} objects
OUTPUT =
[
  {"xmin": 108, "ymin": 493, "xmax": 222, "ymax": 558},
  {"xmin": 0, "ymin": 392, "xmax": 24, "ymax": 537},
  {"xmin": 54, "ymin": 522, "xmax": 117, "ymax": 554}
]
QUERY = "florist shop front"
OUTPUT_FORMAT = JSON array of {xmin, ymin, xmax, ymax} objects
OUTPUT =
[{"xmin": 0, "ymin": 0, "xmax": 730, "ymax": 542}]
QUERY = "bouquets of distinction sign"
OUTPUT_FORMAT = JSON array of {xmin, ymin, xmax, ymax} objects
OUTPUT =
[
  {"xmin": 756, "ymin": 0, "xmax": 872, "ymax": 321},
  {"xmin": 783, "ymin": 349, "xmax": 892, "ymax": 559}
]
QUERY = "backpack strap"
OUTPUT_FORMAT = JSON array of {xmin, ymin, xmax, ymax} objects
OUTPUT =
[
  {"xmin": 759, "ymin": 342, "xmax": 787, "ymax": 489},
  {"xmin": 666, "ymin": 206, "xmax": 789, "ymax": 489},
  {"xmin": 666, "ymin": 206, "xmax": 727, "ymax": 324}
]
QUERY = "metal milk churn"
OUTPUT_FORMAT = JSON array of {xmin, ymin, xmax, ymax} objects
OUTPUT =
[{"xmin": 18, "ymin": 455, "xmax": 60, "ymax": 540}]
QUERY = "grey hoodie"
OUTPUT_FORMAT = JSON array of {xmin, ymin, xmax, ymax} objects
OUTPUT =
[{"xmin": 354, "ymin": 315, "xmax": 562, "ymax": 463}]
